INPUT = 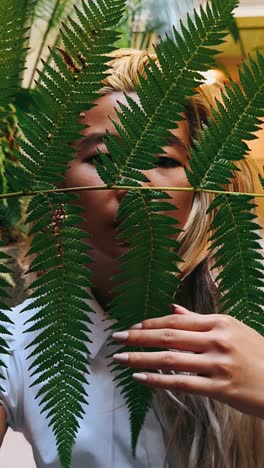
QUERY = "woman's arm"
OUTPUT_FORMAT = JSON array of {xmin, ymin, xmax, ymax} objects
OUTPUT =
[
  {"xmin": 112, "ymin": 305, "xmax": 264, "ymax": 418},
  {"xmin": 0, "ymin": 405, "xmax": 8, "ymax": 446}
]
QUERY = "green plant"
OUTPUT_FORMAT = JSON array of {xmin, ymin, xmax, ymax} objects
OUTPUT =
[
  {"xmin": 0, "ymin": 0, "xmax": 86, "ymax": 245},
  {"xmin": 0, "ymin": 0, "xmax": 263, "ymax": 467}
]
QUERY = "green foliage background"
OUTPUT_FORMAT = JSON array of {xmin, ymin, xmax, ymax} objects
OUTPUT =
[{"xmin": 0, "ymin": 0, "xmax": 263, "ymax": 467}]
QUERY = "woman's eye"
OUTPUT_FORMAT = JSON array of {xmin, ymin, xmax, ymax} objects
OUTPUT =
[
  {"xmin": 156, "ymin": 157, "xmax": 181, "ymax": 168},
  {"xmin": 83, "ymin": 154, "xmax": 112, "ymax": 165},
  {"xmin": 83, "ymin": 156, "xmax": 95, "ymax": 164}
]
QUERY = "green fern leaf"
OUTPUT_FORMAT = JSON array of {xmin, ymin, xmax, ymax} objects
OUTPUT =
[
  {"xmin": 108, "ymin": 189, "xmax": 182, "ymax": 452},
  {"xmin": 27, "ymin": 0, "xmax": 85, "ymax": 89},
  {"xmin": 22, "ymin": 192, "xmax": 94, "ymax": 467},
  {"xmin": 0, "ymin": 1, "xmax": 27, "ymax": 114},
  {"xmin": 94, "ymin": 0, "xmax": 239, "ymax": 187},
  {"xmin": 186, "ymin": 51, "xmax": 264, "ymax": 189},
  {"xmin": 208, "ymin": 195, "xmax": 264, "ymax": 334},
  {"xmin": 14, "ymin": 0, "xmax": 126, "ymax": 193}
]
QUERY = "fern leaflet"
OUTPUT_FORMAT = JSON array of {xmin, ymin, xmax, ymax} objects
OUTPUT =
[
  {"xmin": 109, "ymin": 189, "xmax": 182, "ymax": 451},
  {"xmin": 12, "ymin": 0, "xmax": 126, "ymax": 193},
  {"xmin": 94, "ymin": 0, "xmax": 239, "ymax": 187},
  {"xmin": 186, "ymin": 51, "xmax": 264, "ymax": 190},
  {"xmin": 208, "ymin": 195, "xmax": 264, "ymax": 334},
  {"xmin": 0, "ymin": 0, "xmax": 26, "ymax": 388},
  {"xmin": 0, "ymin": 0, "xmax": 27, "ymax": 115},
  {"xmin": 6, "ymin": 2, "xmax": 127, "ymax": 465},
  {"xmin": 23, "ymin": 192, "xmax": 94, "ymax": 467}
]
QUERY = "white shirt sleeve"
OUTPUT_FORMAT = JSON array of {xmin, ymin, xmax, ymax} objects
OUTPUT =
[{"xmin": 0, "ymin": 302, "xmax": 25, "ymax": 431}]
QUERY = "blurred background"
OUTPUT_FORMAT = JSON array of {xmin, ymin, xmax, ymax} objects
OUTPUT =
[{"xmin": 1, "ymin": 1, "xmax": 264, "ymax": 466}]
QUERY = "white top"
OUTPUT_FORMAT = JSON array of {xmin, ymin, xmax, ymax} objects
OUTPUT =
[{"xmin": 0, "ymin": 295, "xmax": 170, "ymax": 468}]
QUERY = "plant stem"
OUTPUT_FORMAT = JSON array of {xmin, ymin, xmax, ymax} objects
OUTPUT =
[{"xmin": 0, "ymin": 185, "xmax": 263, "ymax": 200}]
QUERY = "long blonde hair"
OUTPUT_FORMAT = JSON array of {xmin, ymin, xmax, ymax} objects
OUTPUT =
[{"xmin": 101, "ymin": 48, "xmax": 264, "ymax": 468}]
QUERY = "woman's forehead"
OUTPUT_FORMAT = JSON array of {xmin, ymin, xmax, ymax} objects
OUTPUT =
[{"xmin": 79, "ymin": 91, "xmax": 190, "ymax": 146}]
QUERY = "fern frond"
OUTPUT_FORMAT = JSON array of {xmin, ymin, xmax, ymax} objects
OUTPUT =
[
  {"xmin": 186, "ymin": 51, "xmax": 264, "ymax": 190},
  {"xmin": 35, "ymin": 1, "xmax": 84, "ymax": 83},
  {"xmin": 14, "ymin": 0, "xmax": 126, "ymax": 193},
  {"xmin": 93, "ymin": 0, "xmax": 241, "ymax": 452},
  {"xmin": 28, "ymin": 0, "xmax": 83, "ymax": 89},
  {"xmin": 0, "ymin": 1, "xmax": 27, "ymax": 113},
  {"xmin": 0, "ymin": 0, "xmax": 22, "ymax": 381},
  {"xmin": 94, "ymin": 0, "xmax": 239, "ymax": 187},
  {"xmin": 208, "ymin": 195, "xmax": 264, "ymax": 334},
  {"xmin": 23, "ymin": 192, "xmax": 93, "ymax": 467},
  {"xmin": 109, "ymin": 189, "xmax": 182, "ymax": 451},
  {"xmin": 0, "ymin": 246, "xmax": 13, "ymax": 391}
]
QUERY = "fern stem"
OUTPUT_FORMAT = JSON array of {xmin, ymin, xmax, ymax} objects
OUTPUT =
[{"xmin": 0, "ymin": 185, "xmax": 263, "ymax": 200}]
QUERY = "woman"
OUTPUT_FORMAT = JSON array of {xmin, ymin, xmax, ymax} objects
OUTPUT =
[{"xmin": 0, "ymin": 49, "xmax": 263, "ymax": 467}]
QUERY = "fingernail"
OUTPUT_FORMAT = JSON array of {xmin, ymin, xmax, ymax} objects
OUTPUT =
[
  {"xmin": 113, "ymin": 353, "xmax": 129, "ymax": 362},
  {"xmin": 132, "ymin": 373, "xmax": 147, "ymax": 382},
  {"xmin": 130, "ymin": 323, "xmax": 142, "ymax": 330},
  {"xmin": 171, "ymin": 304, "xmax": 185, "ymax": 313},
  {"xmin": 112, "ymin": 331, "xmax": 129, "ymax": 341},
  {"xmin": 173, "ymin": 304, "xmax": 190, "ymax": 315}
]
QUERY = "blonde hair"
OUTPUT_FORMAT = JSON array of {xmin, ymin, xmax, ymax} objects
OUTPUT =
[{"xmin": 101, "ymin": 48, "xmax": 264, "ymax": 468}]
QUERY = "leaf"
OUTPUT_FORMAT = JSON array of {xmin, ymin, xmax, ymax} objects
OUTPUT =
[
  {"xmin": 27, "ymin": 0, "xmax": 84, "ymax": 89},
  {"xmin": 186, "ymin": 51, "xmax": 264, "ymax": 190},
  {"xmin": 0, "ymin": 0, "xmax": 27, "ymax": 125},
  {"xmin": 23, "ymin": 192, "xmax": 93, "ymax": 468},
  {"xmin": 108, "ymin": 189, "xmax": 182, "ymax": 451},
  {"xmin": 17, "ymin": 3, "xmax": 127, "ymax": 464},
  {"xmin": 208, "ymin": 195, "xmax": 264, "ymax": 335},
  {"xmin": 95, "ymin": 0, "xmax": 239, "ymax": 187},
  {"xmin": 15, "ymin": 0, "xmax": 126, "ymax": 193}
]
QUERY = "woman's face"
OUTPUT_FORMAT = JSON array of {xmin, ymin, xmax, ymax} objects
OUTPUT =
[{"xmin": 65, "ymin": 92, "xmax": 193, "ymax": 261}]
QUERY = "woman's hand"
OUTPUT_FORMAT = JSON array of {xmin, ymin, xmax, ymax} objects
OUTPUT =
[{"xmin": 112, "ymin": 305, "xmax": 264, "ymax": 419}]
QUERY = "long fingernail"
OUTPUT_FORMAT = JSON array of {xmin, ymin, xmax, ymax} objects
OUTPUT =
[
  {"xmin": 173, "ymin": 304, "xmax": 189, "ymax": 314},
  {"xmin": 113, "ymin": 353, "xmax": 129, "ymax": 362},
  {"xmin": 132, "ymin": 373, "xmax": 147, "ymax": 382},
  {"xmin": 130, "ymin": 323, "xmax": 142, "ymax": 329},
  {"xmin": 112, "ymin": 331, "xmax": 129, "ymax": 341},
  {"xmin": 171, "ymin": 304, "xmax": 185, "ymax": 313}
]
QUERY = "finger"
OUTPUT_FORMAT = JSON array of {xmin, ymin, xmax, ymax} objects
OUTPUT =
[
  {"xmin": 113, "ymin": 350, "xmax": 212, "ymax": 374},
  {"xmin": 131, "ymin": 312, "xmax": 216, "ymax": 333},
  {"xmin": 112, "ymin": 329, "xmax": 211, "ymax": 353},
  {"xmin": 132, "ymin": 372, "xmax": 215, "ymax": 396},
  {"xmin": 171, "ymin": 304, "xmax": 195, "ymax": 315}
]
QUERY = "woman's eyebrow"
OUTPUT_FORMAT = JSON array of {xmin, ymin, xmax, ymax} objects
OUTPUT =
[
  {"xmin": 166, "ymin": 135, "xmax": 189, "ymax": 151},
  {"xmin": 77, "ymin": 132, "xmax": 188, "ymax": 152}
]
